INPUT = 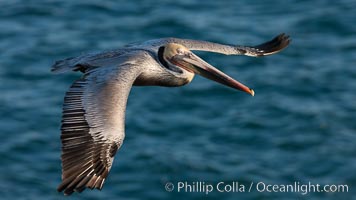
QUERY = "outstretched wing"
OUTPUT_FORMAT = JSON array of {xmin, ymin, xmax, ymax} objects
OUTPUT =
[
  {"xmin": 57, "ymin": 78, "xmax": 120, "ymax": 195},
  {"xmin": 56, "ymin": 52, "xmax": 144, "ymax": 195},
  {"xmin": 136, "ymin": 33, "xmax": 290, "ymax": 56}
]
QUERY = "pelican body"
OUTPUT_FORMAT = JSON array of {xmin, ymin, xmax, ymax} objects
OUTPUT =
[{"xmin": 52, "ymin": 34, "xmax": 290, "ymax": 195}]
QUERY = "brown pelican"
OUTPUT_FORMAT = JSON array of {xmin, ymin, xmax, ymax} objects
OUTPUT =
[{"xmin": 52, "ymin": 33, "xmax": 290, "ymax": 195}]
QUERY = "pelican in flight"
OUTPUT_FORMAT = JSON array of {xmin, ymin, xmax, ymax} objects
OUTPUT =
[{"xmin": 52, "ymin": 33, "xmax": 290, "ymax": 195}]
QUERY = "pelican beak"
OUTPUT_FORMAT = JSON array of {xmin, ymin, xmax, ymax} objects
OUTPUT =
[{"xmin": 171, "ymin": 52, "xmax": 255, "ymax": 96}]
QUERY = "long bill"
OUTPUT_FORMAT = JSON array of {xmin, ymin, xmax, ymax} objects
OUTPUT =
[{"xmin": 171, "ymin": 53, "xmax": 255, "ymax": 96}]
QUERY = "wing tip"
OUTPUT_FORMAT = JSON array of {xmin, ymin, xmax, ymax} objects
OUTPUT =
[
  {"xmin": 51, "ymin": 58, "xmax": 73, "ymax": 74},
  {"xmin": 241, "ymin": 33, "xmax": 291, "ymax": 57},
  {"xmin": 254, "ymin": 33, "xmax": 291, "ymax": 56},
  {"xmin": 51, "ymin": 56, "xmax": 86, "ymax": 74},
  {"xmin": 57, "ymin": 174, "xmax": 107, "ymax": 195}
]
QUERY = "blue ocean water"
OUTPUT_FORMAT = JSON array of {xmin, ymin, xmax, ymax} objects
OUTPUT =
[{"xmin": 0, "ymin": 0, "xmax": 355, "ymax": 199}]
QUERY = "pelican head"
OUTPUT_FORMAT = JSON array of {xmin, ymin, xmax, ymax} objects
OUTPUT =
[{"xmin": 158, "ymin": 43, "xmax": 254, "ymax": 96}]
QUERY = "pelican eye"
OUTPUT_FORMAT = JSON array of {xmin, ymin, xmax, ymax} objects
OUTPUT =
[{"xmin": 177, "ymin": 48, "xmax": 185, "ymax": 55}]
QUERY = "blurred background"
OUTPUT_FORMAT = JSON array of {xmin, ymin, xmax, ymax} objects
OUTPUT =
[{"xmin": 0, "ymin": 0, "xmax": 355, "ymax": 199}]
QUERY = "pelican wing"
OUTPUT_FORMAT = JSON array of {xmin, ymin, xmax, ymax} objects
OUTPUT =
[
  {"xmin": 139, "ymin": 33, "xmax": 290, "ymax": 56},
  {"xmin": 56, "ymin": 52, "xmax": 143, "ymax": 195}
]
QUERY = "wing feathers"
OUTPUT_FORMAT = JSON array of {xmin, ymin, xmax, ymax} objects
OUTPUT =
[
  {"xmin": 57, "ymin": 78, "xmax": 121, "ymax": 195},
  {"xmin": 56, "ymin": 57, "xmax": 140, "ymax": 195},
  {"xmin": 138, "ymin": 33, "xmax": 290, "ymax": 56},
  {"xmin": 239, "ymin": 33, "xmax": 291, "ymax": 57}
]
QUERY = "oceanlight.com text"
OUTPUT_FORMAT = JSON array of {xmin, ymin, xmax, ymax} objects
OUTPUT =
[{"xmin": 164, "ymin": 181, "xmax": 348, "ymax": 195}]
